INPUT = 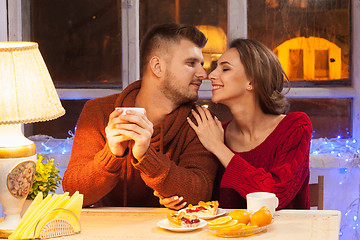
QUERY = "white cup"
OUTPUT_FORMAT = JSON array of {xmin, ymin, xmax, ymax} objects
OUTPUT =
[
  {"xmin": 116, "ymin": 107, "xmax": 146, "ymax": 115},
  {"xmin": 246, "ymin": 192, "xmax": 279, "ymax": 217}
]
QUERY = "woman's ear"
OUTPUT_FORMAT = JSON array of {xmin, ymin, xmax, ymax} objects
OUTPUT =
[
  {"xmin": 247, "ymin": 82, "xmax": 253, "ymax": 90},
  {"xmin": 149, "ymin": 56, "xmax": 162, "ymax": 77}
]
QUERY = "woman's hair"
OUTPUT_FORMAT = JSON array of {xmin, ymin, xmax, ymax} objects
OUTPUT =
[
  {"xmin": 230, "ymin": 39, "xmax": 290, "ymax": 115},
  {"xmin": 140, "ymin": 23, "xmax": 207, "ymax": 78}
]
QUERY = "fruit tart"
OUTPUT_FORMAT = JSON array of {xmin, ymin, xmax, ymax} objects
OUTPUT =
[
  {"xmin": 167, "ymin": 211, "xmax": 201, "ymax": 228},
  {"xmin": 185, "ymin": 200, "xmax": 219, "ymax": 217}
]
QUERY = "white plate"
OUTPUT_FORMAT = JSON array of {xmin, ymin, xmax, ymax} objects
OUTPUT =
[
  {"xmin": 179, "ymin": 208, "xmax": 227, "ymax": 220},
  {"xmin": 157, "ymin": 219, "xmax": 207, "ymax": 232}
]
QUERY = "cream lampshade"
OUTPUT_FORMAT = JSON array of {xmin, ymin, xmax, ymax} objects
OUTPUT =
[{"xmin": 0, "ymin": 42, "xmax": 65, "ymax": 236}]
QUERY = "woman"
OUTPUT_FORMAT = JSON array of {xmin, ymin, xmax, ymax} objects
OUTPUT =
[{"xmin": 154, "ymin": 38, "xmax": 312, "ymax": 210}]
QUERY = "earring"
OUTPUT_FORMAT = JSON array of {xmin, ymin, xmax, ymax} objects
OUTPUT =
[{"xmin": 247, "ymin": 86, "xmax": 252, "ymax": 90}]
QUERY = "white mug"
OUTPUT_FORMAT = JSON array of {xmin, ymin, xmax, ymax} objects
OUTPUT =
[
  {"xmin": 246, "ymin": 192, "xmax": 279, "ymax": 217},
  {"xmin": 116, "ymin": 107, "xmax": 146, "ymax": 115}
]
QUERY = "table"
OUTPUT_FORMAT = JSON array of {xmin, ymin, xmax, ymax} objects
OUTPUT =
[{"xmin": 53, "ymin": 207, "xmax": 340, "ymax": 240}]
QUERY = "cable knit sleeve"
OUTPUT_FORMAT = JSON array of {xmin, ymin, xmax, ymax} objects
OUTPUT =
[
  {"xmin": 62, "ymin": 97, "xmax": 128, "ymax": 206},
  {"xmin": 220, "ymin": 113, "xmax": 312, "ymax": 209}
]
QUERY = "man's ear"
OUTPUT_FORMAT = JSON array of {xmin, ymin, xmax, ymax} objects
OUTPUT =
[{"xmin": 149, "ymin": 56, "xmax": 162, "ymax": 77}]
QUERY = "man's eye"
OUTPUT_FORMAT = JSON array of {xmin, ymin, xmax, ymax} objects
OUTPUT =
[
  {"xmin": 223, "ymin": 68, "xmax": 230, "ymax": 71},
  {"xmin": 187, "ymin": 62, "xmax": 195, "ymax": 67}
]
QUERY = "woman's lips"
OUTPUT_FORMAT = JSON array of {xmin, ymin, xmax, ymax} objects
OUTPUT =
[{"xmin": 212, "ymin": 85, "xmax": 223, "ymax": 91}]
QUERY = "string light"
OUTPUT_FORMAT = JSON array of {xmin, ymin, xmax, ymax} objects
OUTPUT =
[
  {"xmin": 310, "ymin": 136, "xmax": 360, "ymax": 239},
  {"xmin": 28, "ymin": 134, "xmax": 74, "ymax": 165}
]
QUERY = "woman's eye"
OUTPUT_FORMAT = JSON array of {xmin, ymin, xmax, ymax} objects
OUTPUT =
[{"xmin": 223, "ymin": 68, "xmax": 230, "ymax": 71}]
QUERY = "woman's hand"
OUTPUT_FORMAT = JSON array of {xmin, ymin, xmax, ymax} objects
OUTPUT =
[
  {"xmin": 187, "ymin": 105, "xmax": 224, "ymax": 154},
  {"xmin": 153, "ymin": 191, "xmax": 187, "ymax": 210}
]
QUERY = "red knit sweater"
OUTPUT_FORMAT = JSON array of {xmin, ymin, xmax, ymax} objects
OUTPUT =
[
  {"xmin": 62, "ymin": 81, "xmax": 218, "ymax": 207},
  {"xmin": 217, "ymin": 112, "xmax": 312, "ymax": 210}
]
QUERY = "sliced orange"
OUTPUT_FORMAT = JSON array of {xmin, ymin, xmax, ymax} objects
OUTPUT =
[
  {"xmin": 208, "ymin": 216, "xmax": 232, "ymax": 226},
  {"xmin": 217, "ymin": 222, "xmax": 246, "ymax": 232},
  {"xmin": 209, "ymin": 219, "xmax": 238, "ymax": 230},
  {"xmin": 243, "ymin": 225, "xmax": 258, "ymax": 229}
]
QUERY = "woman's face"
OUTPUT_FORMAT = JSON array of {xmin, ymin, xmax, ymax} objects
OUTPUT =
[{"xmin": 208, "ymin": 48, "xmax": 252, "ymax": 104}]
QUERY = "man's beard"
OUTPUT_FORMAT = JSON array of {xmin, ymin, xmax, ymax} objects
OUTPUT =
[{"xmin": 160, "ymin": 70, "xmax": 199, "ymax": 106}]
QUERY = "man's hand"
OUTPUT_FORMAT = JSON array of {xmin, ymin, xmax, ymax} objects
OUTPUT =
[
  {"xmin": 105, "ymin": 108, "xmax": 131, "ymax": 156},
  {"xmin": 154, "ymin": 191, "xmax": 187, "ymax": 210},
  {"xmin": 106, "ymin": 108, "xmax": 153, "ymax": 160}
]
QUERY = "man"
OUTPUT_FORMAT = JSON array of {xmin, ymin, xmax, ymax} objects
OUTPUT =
[{"xmin": 63, "ymin": 23, "xmax": 219, "ymax": 207}]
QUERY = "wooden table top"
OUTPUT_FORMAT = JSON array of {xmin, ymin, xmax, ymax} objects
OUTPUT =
[{"xmin": 49, "ymin": 207, "xmax": 341, "ymax": 240}]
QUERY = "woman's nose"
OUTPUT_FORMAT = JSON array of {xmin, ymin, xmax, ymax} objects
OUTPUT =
[{"xmin": 208, "ymin": 70, "xmax": 217, "ymax": 82}]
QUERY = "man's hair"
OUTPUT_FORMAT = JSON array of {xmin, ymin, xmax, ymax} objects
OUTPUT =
[
  {"xmin": 140, "ymin": 23, "xmax": 207, "ymax": 77},
  {"xmin": 230, "ymin": 38, "xmax": 290, "ymax": 115}
]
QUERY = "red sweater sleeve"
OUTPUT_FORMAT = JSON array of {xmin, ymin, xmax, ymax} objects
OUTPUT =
[{"xmin": 220, "ymin": 113, "xmax": 312, "ymax": 209}]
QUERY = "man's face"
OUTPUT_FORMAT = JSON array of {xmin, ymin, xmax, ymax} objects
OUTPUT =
[{"xmin": 160, "ymin": 39, "xmax": 207, "ymax": 106}]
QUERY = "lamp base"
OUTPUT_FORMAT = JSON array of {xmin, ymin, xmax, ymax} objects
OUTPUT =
[
  {"xmin": 0, "ymin": 124, "xmax": 37, "ymax": 232},
  {"xmin": 0, "ymin": 152, "xmax": 36, "ymax": 231},
  {"xmin": 0, "ymin": 213, "xmax": 22, "ymax": 231}
]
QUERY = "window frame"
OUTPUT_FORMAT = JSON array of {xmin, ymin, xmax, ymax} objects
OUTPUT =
[{"xmin": 3, "ymin": 0, "xmax": 359, "ymax": 139}]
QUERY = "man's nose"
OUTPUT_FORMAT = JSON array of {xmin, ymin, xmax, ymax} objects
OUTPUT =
[{"xmin": 195, "ymin": 65, "xmax": 207, "ymax": 79}]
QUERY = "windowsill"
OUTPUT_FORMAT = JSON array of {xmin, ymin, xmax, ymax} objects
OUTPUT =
[{"xmin": 310, "ymin": 154, "xmax": 357, "ymax": 168}]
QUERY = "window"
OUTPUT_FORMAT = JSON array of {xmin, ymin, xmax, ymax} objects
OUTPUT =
[
  {"xmin": 245, "ymin": 0, "xmax": 354, "ymax": 139},
  {"xmin": 3, "ymin": 0, "xmax": 359, "ymax": 140},
  {"xmin": 248, "ymin": 0, "xmax": 350, "ymax": 86},
  {"xmin": 32, "ymin": 0, "xmax": 122, "ymax": 88},
  {"xmin": 139, "ymin": 0, "xmax": 227, "ymax": 74},
  {"xmin": 288, "ymin": 49, "xmax": 304, "ymax": 80}
]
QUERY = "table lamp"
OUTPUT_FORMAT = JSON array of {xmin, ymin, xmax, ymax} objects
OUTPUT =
[{"xmin": 0, "ymin": 42, "xmax": 65, "ymax": 235}]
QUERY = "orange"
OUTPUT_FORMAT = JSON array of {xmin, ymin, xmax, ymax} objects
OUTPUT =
[
  {"xmin": 250, "ymin": 206, "xmax": 272, "ymax": 227},
  {"xmin": 228, "ymin": 209, "xmax": 251, "ymax": 224}
]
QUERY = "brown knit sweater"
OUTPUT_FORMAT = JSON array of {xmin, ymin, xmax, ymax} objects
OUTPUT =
[{"xmin": 62, "ymin": 81, "xmax": 219, "ymax": 207}]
